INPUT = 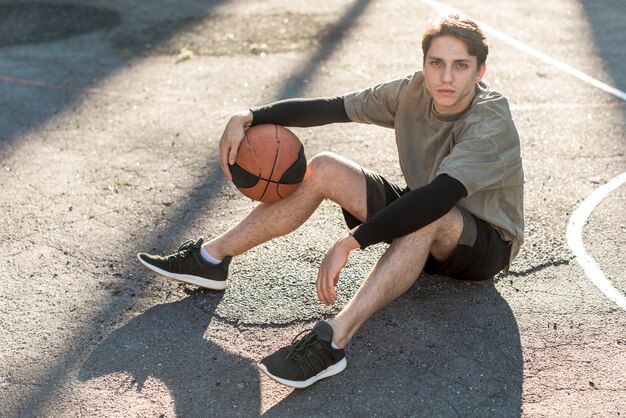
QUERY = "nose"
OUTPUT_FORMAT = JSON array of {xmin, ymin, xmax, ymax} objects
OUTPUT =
[{"xmin": 442, "ymin": 65, "xmax": 453, "ymax": 83}]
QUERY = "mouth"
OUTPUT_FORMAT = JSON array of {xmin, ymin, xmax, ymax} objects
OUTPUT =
[{"xmin": 437, "ymin": 88, "xmax": 456, "ymax": 96}]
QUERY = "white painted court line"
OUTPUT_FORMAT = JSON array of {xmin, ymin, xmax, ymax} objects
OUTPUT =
[
  {"xmin": 422, "ymin": 0, "xmax": 626, "ymax": 311},
  {"xmin": 421, "ymin": 0, "xmax": 626, "ymax": 101},
  {"xmin": 566, "ymin": 173, "xmax": 626, "ymax": 311}
]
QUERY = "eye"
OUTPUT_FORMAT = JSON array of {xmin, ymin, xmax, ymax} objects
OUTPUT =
[
  {"xmin": 457, "ymin": 62, "xmax": 468, "ymax": 69},
  {"xmin": 430, "ymin": 59, "xmax": 441, "ymax": 66}
]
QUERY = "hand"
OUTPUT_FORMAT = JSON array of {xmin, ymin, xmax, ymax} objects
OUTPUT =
[
  {"xmin": 219, "ymin": 110, "xmax": 253, "ymax": 181},
  {"xmin": 316, "ymin": 233, "xmax": 360, "ymax": 305}
]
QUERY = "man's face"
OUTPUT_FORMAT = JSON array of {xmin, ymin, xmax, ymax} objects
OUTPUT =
[{"xmin": 423, "ymin": 35, "xmax": 486, "ymax": 115}]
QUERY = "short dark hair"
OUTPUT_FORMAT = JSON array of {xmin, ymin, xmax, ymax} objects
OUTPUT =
[{"xmin": 422, "ymin": 14, "xmax": 489, "ymax": 67}]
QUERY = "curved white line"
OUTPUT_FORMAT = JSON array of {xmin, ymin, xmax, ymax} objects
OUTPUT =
[
  {"xmin": 566, "ymin": 173, "xmax": 626, "ymax": 311},
  {"xmin": 420, "ymin": 0, "xmax": 626, "ymax": 101}
]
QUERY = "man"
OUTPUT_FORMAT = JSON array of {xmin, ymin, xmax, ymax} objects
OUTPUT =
[{"xmin": 138, "ymin": 14, "xmax": 524, "ymax": 388}]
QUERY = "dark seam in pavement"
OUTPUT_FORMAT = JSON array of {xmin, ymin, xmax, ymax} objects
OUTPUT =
[{"xmin": 504, "ymin": 258, "xmax": 573, "ymax": 277}]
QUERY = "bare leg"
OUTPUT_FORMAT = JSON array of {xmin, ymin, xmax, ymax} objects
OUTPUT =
[
  {"xmin": 328, "ymin": 208, "xmax": 464, "ymax": 348},
  {"xmin": 205, "ymin": 152, "xmax": 369, "ymax": 259}
]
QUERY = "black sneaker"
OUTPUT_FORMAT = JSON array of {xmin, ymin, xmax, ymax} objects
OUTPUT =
[
  {"xmin": 137, "ymin": 237, "xmax": 231, "ymax": 290},
  {"xmin": 258, "ymin": 321, "xmax": 346, "ymax": 388}
]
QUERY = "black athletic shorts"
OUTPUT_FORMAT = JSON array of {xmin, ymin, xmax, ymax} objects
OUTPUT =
[{"xmin": 342, "ymin": 168, "xmax": 511, "ymax": 281}]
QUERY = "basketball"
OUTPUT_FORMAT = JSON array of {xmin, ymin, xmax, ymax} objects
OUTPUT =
[{"xmin": 230, "ymin": 124, "xmax": 307, "ymax": 203}]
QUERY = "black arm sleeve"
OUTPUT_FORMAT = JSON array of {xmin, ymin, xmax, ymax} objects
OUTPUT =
[
  {"xmin": 351, "ymin": 175, "xmax": 468, "ymax": 249},
  {"xmin": 250, "ymin": 96, "xmax": 350, "ymax": 127}
]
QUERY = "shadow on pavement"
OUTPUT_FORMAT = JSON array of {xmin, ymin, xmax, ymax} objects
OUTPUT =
[
  {"xmin": 79, "ymin": 292, "xmax": 262, "ymax": 416},
  {"xmin": 6, "ymin": 0, "xmax": 375, "ymax": 414},
  {"xmin": 580, "ymin": 0, "xmax": 626, "ymax": 158},
  {"xmin": 79, "ymin": 276, "xmax": 522, "ymax": 417},
  {"xmin": 580, "ymin": 0, "xmax": 626, "ymax": 94},
  {"xmin": 278, "ymin": 0, "xmax": 372, "ymax": 99},
  {"xmin": 0, "ymin": 0, "xmax": 228, "ymax": 151},
  {"xmin": 266, "ymin": 276, "xmax": 523, "ymax": 417}
]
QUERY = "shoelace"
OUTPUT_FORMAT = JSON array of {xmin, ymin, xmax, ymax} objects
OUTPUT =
[
  {"xmin": 167, "ymin": 240, "xmax": 198, "ymax": 272},
  {"xmin": 285, "ymin": 329, "xmax": 336, "ymax": 377},
  {"xmin": 173, "ymin": 239, "xmax": 195, "ymax": 258},
  {"xmin": 286, "ymin": 329, "xmax": 325, "ymax": 362}
]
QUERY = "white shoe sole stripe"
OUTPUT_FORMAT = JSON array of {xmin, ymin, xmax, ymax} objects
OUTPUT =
[
  {"xmin": 258, "ymin": 357, "xmax": 347, "ymax": 388},
  {"xmin": 136, "ymin": 253, "xmax": 227, "ymax": 290}
]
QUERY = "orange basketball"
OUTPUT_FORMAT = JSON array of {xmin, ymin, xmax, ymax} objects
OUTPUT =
[{"xmin": 231, "ymin": 124, "xmax": 307, "ymax": 203}]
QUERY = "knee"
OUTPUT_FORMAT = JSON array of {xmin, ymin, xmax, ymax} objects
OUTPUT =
[
  {"xmin": 306, "ymin": 152, "xmax": 343, "ymax": 185},
  {"xmin": 303, "ymin": 152, "xmax": 346, "ymax": 195},
  {"xmin": 430, "ymin": 209, "xmax": 464, "ymax": 260},
  {"xmin": 308, "ymin": 151, "xmax": 341, "ymax": 172}
]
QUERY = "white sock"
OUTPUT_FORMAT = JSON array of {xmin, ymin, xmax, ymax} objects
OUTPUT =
[
  {"xmin": 200, "ymin": 247, "xmax": 222, "ymax": 265},
  {"xmin": 331, "ymin": 341, "xmax": 340, "ymax": 350}
]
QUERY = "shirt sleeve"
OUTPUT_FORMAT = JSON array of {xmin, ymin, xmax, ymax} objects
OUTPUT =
[
  {"xmin": 351, "ymin": 175, "xmax": 468, "ymax": 249},
  {"xmin": 250, "ymin": 96, "xmax": 350, "ymax": 127},
  {"xmin": 342, "ymin": 75, "xmax": 412, "ymax": 128}
]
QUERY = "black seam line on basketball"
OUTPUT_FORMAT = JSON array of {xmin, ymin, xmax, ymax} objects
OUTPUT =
[
  {"xmin": 239, "ymin": 130, "xmax": 261, "ymax": 187},
  {"xmin": 277, "ymin": 147, "xmax": 305, "ymax": 198},
  {"xmin": 255, "ymin": 177, "xmax": 285, "ymax": 184},
  {"xmin": 244, "ymin": 130, "xmax": 263, "ymax": 183},
  {"xmin": 259, "ymin": 124, "xmax": 280, "ymax": 201},
  {"xmin": 279, "ymin": 146, "xmax": 306, "ymax": 185}
]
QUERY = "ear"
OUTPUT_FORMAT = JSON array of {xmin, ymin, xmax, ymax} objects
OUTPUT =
[{"xmin": 476, "ymin": 63, "xmax": 487, "ymax": 81}]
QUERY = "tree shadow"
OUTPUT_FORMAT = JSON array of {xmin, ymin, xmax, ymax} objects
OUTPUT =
[
  {"xmin": 4, "ymin": 0, "xmax": 374, "ymax": 414},
  {"xmin": 78, "ymin": 292, "xmax": 261, "ymax": 416},
  {"xmin": 277, "ymin": 0, "xmax": 372, "ymax": 99},
  {"xmin": 579, "ymin": 0, "xmax": 626, "ymax": 156},
  {"xmin": 0, "ymin": 0, "xmax": 231, "ymax": 150},
  {"xmin": 580, "ymin": 0, "xmax": 626, "ymax": 94},
  {"xmin": 265, "ymin": 276, "xmax": 523, "ymax": 417}
]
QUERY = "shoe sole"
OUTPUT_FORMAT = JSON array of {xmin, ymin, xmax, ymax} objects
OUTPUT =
[
  {"xmin": 257, "ymin": 357, "xmax": 347, "ymax": 389},
  {"xmin": 136, "ymin": 253, "xmax": 228, "ymax": 290}
]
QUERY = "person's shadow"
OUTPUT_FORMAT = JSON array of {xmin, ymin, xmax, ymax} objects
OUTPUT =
[
  {"xmin": 265, "ymin": 275, "xmax": 523, "ymax": 417},
  {"xmin": 80, "ymin": 276, "xmax": 522, "ymax": 417},
  {"xmin": 79, "ymin": 291, "xmax": 261, "ymax": 416}
]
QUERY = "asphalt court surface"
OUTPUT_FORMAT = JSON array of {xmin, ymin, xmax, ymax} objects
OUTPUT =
[{"xmin": 0, "ymin": 0, "xmax": 625, "ymax": 416}]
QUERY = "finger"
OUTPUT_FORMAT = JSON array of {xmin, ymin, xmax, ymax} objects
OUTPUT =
[
  {"xmin": 320, "ymin": 257, "xmax": 341, "ymax": 305},
  {"xmin": 319, "ymin": 267, "xmax": 333, "ymax": 305},
  {"xmin": 228, "ymin": 146, "xmax": 238, "ymax": 167},
  {"xmin": 316, "ymin": 270, "xmax": 324, "ymax": 303},
  {"xmin": 221, "ymin": 161, "xmax": 232, "ymax": 182},
  {"xmin": 220, "ymin": 143, "xmax": 232, "ymax": 181},
  {"xmin": 328, "ymin": 273, "xmax": 339, "ymax": 303},
  {"xmin": 323, "ymin": 267, "xmax": 335, "ymax": 305},
  {"xmin": 327, "ymin": 272, "xmax": 338, "ymax": 304},
  {"xmin": 321, "ymin": 270, "xmax": 332, "ymax": 305},
  {"xmin": 316, "ymin": 265, "xmax": 330, "ymax": 304}
]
